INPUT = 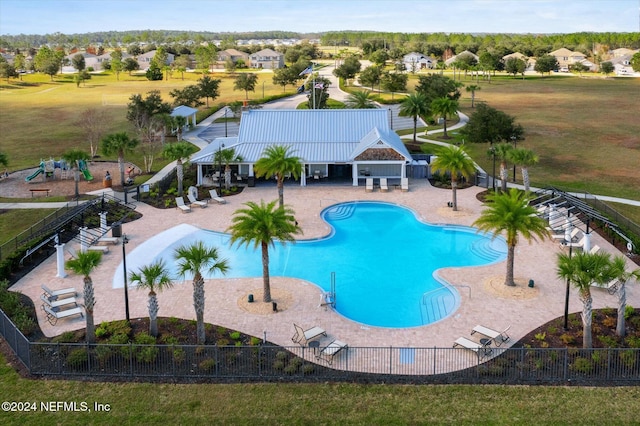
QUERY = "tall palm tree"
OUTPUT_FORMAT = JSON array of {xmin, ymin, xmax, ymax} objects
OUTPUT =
[
  {"xmin": 493, "ymin": 142, "xmax": 513, "ymax": 192},
  {"xmin": 474, "ymin": 188, "xmax": 550, "ymax": 287},
  {"xmin": 65, "ymin": 250, "xmax": 102, "ymax": 343},
  {"xmin": 129, "ymin": 260, "xmax": 173, "ymax": 337},
  {"xmin": 62, "ymin": 148, "xmax": 90, "ymax": 199},
  {"xmin": 253, "ymin": 145, "xmax": 302, "ymax": 209},
  {"xmin": 174, "ymin": 241, "xmax": 229, "ymax": 345},
  {"xmin": 344, "ymin": 90, "xmax": 377, "ymax": 109},
  {"xmin": 172, "ymin": 115, "xmax": 188, "ymax": 141},
  {"xmin": 465, "ymin": 84, "xmax": 481, "ymax": 108},
  {"xmin": 101, "ymin": 132, "xmax": 140, "ymax": 187},
  {"xmin": 228, "ymin": 200, "xmax": 302, "ymax": 303},
  {"xmin": 214, "ymin": 147, "xmax": 243, "ymax": 191},
  {"xmin": 607, "ymin": 255, "xmax": 640, "ymax": 337},
  {"xmin": 556, "ymin": 251, "xmax": 616, "ymax": 348},
  {"xmin": 399, "ymin": 93, "xmax": 430, "ymax": 144},
  {"xmin": 430, "ymin": 145, "xmax": 476, "ymax": 211},
  {"xmin": 431, "ymin": 97, "xmax": 459, "ymax": 139},
  {"xmin": 508, "ymin": 147, "xmax": 539, "ymax": 193},
  {"xmin": 162, "ymin": 142, "xmax": 197, "ymax": 196}
]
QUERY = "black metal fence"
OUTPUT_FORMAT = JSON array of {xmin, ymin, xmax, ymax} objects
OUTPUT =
[{"xmin": 2, "ymin": 310, "xmax": 639, "ymax": 384}]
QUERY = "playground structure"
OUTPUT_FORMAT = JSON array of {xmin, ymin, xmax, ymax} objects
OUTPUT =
[{"xmin": 25, "ymin": 158, "xmax": 93, "ymax": 183}]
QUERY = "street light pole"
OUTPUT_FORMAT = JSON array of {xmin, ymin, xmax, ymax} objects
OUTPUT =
[
  {"xmin": 511, "ymin": 135, "xmax": 517, "ymax": 182},
  {"xmin": 563, "ymin": 235, "xmax": 573, "ymax": 331},
  {"xmin": 121, "ymin": 233, "xmax": 130, "ymax": 324},
  {"xmin": 491, "ymin": 144, "xmax": 497, "ymax": 192},
  {"xmin": 218, "ymin": 143, "xmax": 225, "ymax": 197},
  {"xmin": 224, "ymin": 107, "xmax": 228, "ymax": 138}
]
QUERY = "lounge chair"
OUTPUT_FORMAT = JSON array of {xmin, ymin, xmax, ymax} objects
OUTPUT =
[
  {"xmin": 316, "ymin": 340, "xmax": 348, "ymax": 365},
  {"xmin": 291, "ymin": 323, "xmax": 326, "ymax": 346},
  {"xmin": 42, "ymin": 304, "xmax": 84, "ymax": 326},
  {"xmin": 380, "ymin": 178, "xmax": 389, "ymax": 192},
  {"xmin": 365, "ymin": 178, "xmax": 374, "ymax": 193},
  {"xmin": 40, "ymin": 293, "xmax": 78, "ymax": 309},
  {"xmin": 401, "ymin": 178, "xmax": 409, "ymax": 192},
  {"xmin": 175, "ymin": 197, "xmax": 191, "ymax": 213},
  {"xmin": 563, "ymin": 236, "xmax": 586, "ymax": 249},
  {"xmin": 87, "ymin": 245, "xmax": 109, "ymax": 253},
  {"xmin": 41, "ymin": 284, "xmax": 76, "ymax": 300},
  {"xmin": 553, "ymin": 227, "xmax": 580, "ymax": 242},
  {"xmin": 97, "ymin": 235, "xmax": 119, "ymax": 245},
  {"xmin": 471, "ymin": 325, "xmax": 511, "ymax": 346},
  {"xmin": 589, "ymin": 245, "xmax": 601, "ymax": 254},
  {"xmin": 592, "ymin": 278, "xmax": 618, "ymax": 295},
  {"xmin": 453, "ymin": 336, "xmax": 492, "ymax": 359},
  {"xmin": 208, "ymin": 189, "xmax": 227, "ymax": 204},
  {"xmin": 187, "ymin": 193, "xmax": 208, "ymax": 208}
]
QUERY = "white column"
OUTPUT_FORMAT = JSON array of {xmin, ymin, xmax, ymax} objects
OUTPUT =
[
  {"xmin": 99, "ymin": 212, "xmax": 107, "ymax": 233},
  {"xmin": 55, "ymin": 242, "xmax": 66, "ymax": 278},
  {"xmin": 196, "ymin": 164, "xmax": 203, "ymax": 186},
  {"xmin": 301, "ymin": 165, "xmax": 307, "ymax": 187},
  {"xmin": 248, "ymin": 164, "xmax": 254, "ymax": 177},
  {"xmin": 80, "ymin": 227, "xmax": 88, "ymax": 253},
  {"xmin": 583, "ymin": 232, "xmax": 592, "ymax": 253},
  {"xmin": 352, "ymin": 163, "xmax": 359, "ymax": 186}
]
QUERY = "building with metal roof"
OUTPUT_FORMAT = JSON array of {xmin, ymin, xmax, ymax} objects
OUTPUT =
[{"xmin": 191, "ymin": 109, "xmax": 413, "ymax": 187}]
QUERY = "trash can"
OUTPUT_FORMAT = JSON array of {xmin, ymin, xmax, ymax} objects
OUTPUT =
[
  {"xmin": 112, "ymin": 223, "xmax": 122, "ymax": 238},
  {"xmin": 248, "ymin": 176, "xmax": 255, "ymax": 187}
]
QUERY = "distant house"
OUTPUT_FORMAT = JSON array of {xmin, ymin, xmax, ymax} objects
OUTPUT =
[
  {"xmin": 402, "ymin": 52, "xmax": 436, "ymax": 72},
  {"xmin": 217, "ymin": 49, "xmax": 250, "ymax": 65},
  {"xmin": 249, "ymin": 48, "xmax": 284, "ymax": 69},
  {"xmin": 610, "ymin": 48, "xmax": 636, "ymax": 58},
  {"xmin": 62, "ymin": 52, "xmax": 97, "ymax": 72},
  {"xmin": 608, "ymin": 54, "xmax": 636, "ymax": 76},
  {"xmin": 136, "ymin": 50, "xmax": 175, "ymax": 70},
  {"xmin": 444, "ymin": 50, "xmax": 479, "ymax": 66},
  {"xmin": 549, "ymin": 48, "xmax": 596, "ymax": 72},
  {"xmin": 501, "ymin": 52, "xmax": 536, "ymax": 71}
]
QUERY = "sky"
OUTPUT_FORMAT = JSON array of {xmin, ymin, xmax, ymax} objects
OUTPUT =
[{"xmin": 0, "ymin": 0, "xmax": 639, "ymax": 35}]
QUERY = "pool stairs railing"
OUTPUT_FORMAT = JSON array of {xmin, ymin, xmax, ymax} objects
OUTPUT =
[{"xmin": 419, "ymin": 287, "xmax": 458, "ymax": 325}]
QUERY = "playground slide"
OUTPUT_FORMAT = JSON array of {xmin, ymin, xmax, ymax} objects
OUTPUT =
[
  {"xmin": 82, "ymin": 168, "xmax": 93, "ymax": 181},
  {"xmin": 25, "ymin": 168, "xmax": 44, "ymax": 182}
]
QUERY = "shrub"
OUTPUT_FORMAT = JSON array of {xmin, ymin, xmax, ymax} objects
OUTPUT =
[
  {"xmin": 172, "ymin": 348, "xmax": 186, "ymax": 364},
  {"xmin": 94, "ymin": 345, "xmax": 113, "ymax": 365},
  {"xmin": 602, "ymin": 316, "xmax": 616, "ymax": 328},
  {"xmin": 272, "ymin": 360, "xmax": 285, "ymax": 371},
  {"xmin": 199, "ymin": 358, "xmax": 216, "ymax": 372},
  {"xmin": 108, "ymin": 333, "xmax": 130, "ymax": 345},
  {"xmin": 301, "ymin": 364, "xmax": 315, "ymax": 375},
  {"xmin": 134, "ymin": 332, "xmax": 159, "ymax": 363},
  {"xmin": 283, "ymin": 364, "xmax": 298, "ymax": 375},
  {"xmin": 601, "ymin": 307, "xmax": 615, "ymax": 316},
  {"xmin": 13, "ymin": 312, "xmax": 36, "ymax": 335},
  {"xmin": 66, "ymin": 348, "xmax": 88, "ymax": 368},
  {"xmin": 230, "ymin": 331, "xmax": 241, "ymax": 341},
  {"xmin": 619, "ymin": 350, "xmax": 637, "ymax": 369},
  {"xmin": 216, "ymin": 338, "xmax": 230, "ymax": 346},
  {"xmin": 570, "ymin": 357, "xmax": 592, "ymax": 373},
  {"xmin": 250, "ymin": 337, "xmax": 262, "ymax": 346},
  {"xmin": 534, "ymin": 332, "xmax": 546, "ymax": 342},
  {"xmin": 560, "ymin": 333, "xmax": 575, "ymax": 345},
  {"xmin": 624, "ymin": 305, "xmax": 635, "ymax": 320},
  {"xmin": 275, "ymin": 351, "xmax": 288, "ymax": 361},
  {"xmin": 53, "ymin": 331, "xmax": 78, "ymax": 343},
  {"xmin": 624, "ymin": 336, "xmax": 640, "ymax": 348}
]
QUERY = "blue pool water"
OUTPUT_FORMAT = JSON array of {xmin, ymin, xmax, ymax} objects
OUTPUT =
[{"xmin": 128, "ymin": 202, "xmax": 507, "ymax": 328}]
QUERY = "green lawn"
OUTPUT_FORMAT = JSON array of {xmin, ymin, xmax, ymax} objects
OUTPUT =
[{"xmin": 0, "ymin": 209, "xmax": 56, "ymax": 246}]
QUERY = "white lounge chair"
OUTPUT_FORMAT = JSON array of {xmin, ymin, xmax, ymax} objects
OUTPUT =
[
  {"xmin": 316, "ymin": 340, "xmax": 348, "ymax": 365},
  {"xmin": 589, "ymin": 245, "xmax": 601, "ymax": 254},
  {"xmin": 40, "ymin": 293, "xmax": 77, "ymax": 309},
  {"xmin": 453, "ymin": 337, "xmax": 493, "ymax": 359},
  {"xmin": 87, "ymin": 245, "xmax": 109, "ymax": 253},
  {"xmin": 380, "ymin": 178, "xmax": 389, "ymax": 192},
  {"xmin": 553, "ymin": 227, "xmax": 580, "ymax": 241},
  {"xmin": 291, "ymin": 323, "xmax": 326, "ymax": 346},
  {"xmin": 592, "ymin": 278, "xmax": 618, "ymax": 295},
  {"xmin": 175, "ymin": 197, "xmax": 191, "ymax": 213},
  {"xmin": 97, "ymin": 236, "xmax": 119, "ymax": 245},
  {"xmin": 401, "ymin": 178, "xmax": 409, "ymax": 192},
  {"xmin": 187, "ymin": 193, "xmax": 208, "ymax": 208},
  {"xmin": 42, "ymin": 304, "xmax": 84, "ymax": 326},
  {"xmin": 365, "ymin": 178, "xmax": 374, "ymax": 193},
  {"xmin": 563, "ymin": 236, "xmax": 586, "ymax": 249},
  {"xmin": 471, "ymin": 325, "xmax": 511, "ymax": 346},
  {"xmin": 208, "ymin": 189, "xmax": 227, "ymax": 204},
  {"xmin": 41, "ymin": 284, "xmax": 76, "ymax": 300}
]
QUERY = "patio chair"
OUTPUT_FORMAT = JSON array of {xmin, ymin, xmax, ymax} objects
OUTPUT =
[
  {"xmin": 41, "ymin": 284, "xmax": 76, "ymax": 300},
  {"xmin": 471, "ymin": 325, "xmax": 511, "ymax": 346},
  {"xmin": 187, "ymin": 193, "xmax": 208, "ymax": 208},
  {"xmin": 316, "ymin": 340, "xmax": 348, "ymax": 365},
  {"xmin": 97, "ymin": 236, "xmax": 120, "ymax": 245},
  {"xmin": 40, "ymin": 293, "xmax": 78, "ymax": 309},
  {"xmin": 380, "ymin": 178, "xmax": 389, "ymax": 192},
  {"xmin": 552, "ymin": 227, "xmax": 580, "ymax": 242},
  {"xmin": 208, "ymin": 189, "xmax": 227, "ymax": 204},
  {"xmin": 291, "ymin": 323, "xmax": 326, "ymax": 346},
  {"xmin": 175, "ymin": 197, "xmax": 191, "ymax": 213},
  {"xmin": 365, "ymin": 178, "xmax": 374, "ymax": 193},
  {"xmin": 87, "ymin": 245, "xmax": 109, "ymax": 254},
  {"xmin": 589, "ymin": 245, "xmax": 601, "ymax": 254},
  {"xmin": 401, "ymin": 178, "xmax": 409, "ymax": 192},
  {"xmin": 562, "ymin": 236, "xmax": 586, "ymax": 249},
  {"xmin": 592, "ymin": 278, "xmax": 619, "ymax": 295},
  {"xmin": 42, "ymin": 304, "xmax": 83, "ymax": 326},
  {"xmin": 453, "ymin": 336, "xmax": 493, "ymax": 360}
]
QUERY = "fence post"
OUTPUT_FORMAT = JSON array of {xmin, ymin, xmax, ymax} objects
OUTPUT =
[
  {"xmin": 389, "ymin": 346, "xmax": 393, "ymax": 375},
  {"xmin": 433, "ymin": 347, "xmax": 437, "ymax": 375},
  {"xmin": 563, "ymin": 348, "xmax": 568, "ymax": 381}
]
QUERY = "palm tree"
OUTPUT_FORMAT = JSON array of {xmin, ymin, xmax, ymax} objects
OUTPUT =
[
  {"xmin": 214, "ymin": 147, "xmax": 243, "ymax": 191},
  {"xmin": 465, "ymin": 84, "xmax": 481, "ymax": 108},
  {"xmin": 174, "ymin": 241, "xmax": 229, "ymax": 345},
  {"xmin": 65, "ymin": 250, "xmax": 102, "ymax": 343},
  {"xmin": 344, "ymin": 90, "xmax": 377, "ymax": 109},
  {"xmin": 62, "ymin": 148, "xmax": 90, "ymax": 199},
  {"xmin": 474, "ymin": 188, "xmax": 550, "ymax": 287},
  {"xmin": 508, "ymin": 147, "xmax": 539, "ymax": 193},
  {"xmin": 228, "ymin": 200, "xmax": 302, "ymax": 303},
  {"xmin": 253, "ymin": 145, "xmax": 302, "ymax": 209},
  {"xmin": 172, "ymin": 115, "xmax": 188, "ymax": 141},
  {"xmin": 556, "ymin": 251, "xmax": 616, "ymax": 348},
  {"xmin": 0, "ymin": 151, "xmax": 8, "ymax": 168},
  {"xmin": 399, "ymin": 93, "xmax": 430, "ymax": 144},
  {"xmin": 162, "ymin": 142, "xmax": 197, "ymax": 196},
  {"xmin": 493, "ymin": 142, "xmax": 513, "ymax": 192},
  {"xmin": 129, "ymin": 260, "xmax": 173, "ymax": 337},
  {"xmin": 431, "ymin": 97, "xmax": 459, "ymax": 139},
  {"xmin": 430, "ymin": 145, "xmax": 476, "ymax": 211},
  {"xmin": 607, "ymin": 255, "xmax": 640, "ymax": 337},
  {"xmin": 101, "ymin": 132, "xmax": 140, "ymax": 187}
]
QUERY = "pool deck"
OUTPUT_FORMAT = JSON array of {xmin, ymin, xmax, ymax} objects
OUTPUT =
[{"xmin": 11, "ymin": 180, "xmax": 640, "ymax": 372}]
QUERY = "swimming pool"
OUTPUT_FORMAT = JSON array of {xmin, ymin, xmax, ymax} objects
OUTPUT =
[{"xmin": 116, "ymin": 201, "xmax": 507, "ymax": 328}]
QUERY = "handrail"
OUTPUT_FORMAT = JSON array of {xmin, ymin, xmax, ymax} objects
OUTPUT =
[{"xmin": 19, "ymin": 234, "xmax": 58, "ymax": 266}]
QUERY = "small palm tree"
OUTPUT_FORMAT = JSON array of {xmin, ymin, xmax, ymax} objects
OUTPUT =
[
  {"xmin": 129, "ymin": 260, "xmax": 173, "ymax": 337},
  {"xmin": 0, "ymin": 151, "xmax": 8, "ymax": 168},
  {"xmin": 508, "ymin": 147, "xmax": 538, "ymax": 192},
  {"xmin": 399, "ymin": 93, "xmax": 430, "ymax": 143},
  {"xmin": 65, "ymin": 250, "xmax": 102, "ymax": 343},
  {"xmin": 172, "ymin": 115, "xmax": 188, "ymax": 141},
  {"xmin": 228, "ymin": 200, "xmax": 302, "ymax": 303},
  {"xmin": 254, "ymin": 145, "xmax": 302, "ymax": 209},
  {"xmin": 493, "ymin": 142, "xmax": 513, "ymax": 192},
  {"xmin": 101, "ymin": 132, "xmax": 140, "ymax": 187},
  {"xmin": 214, "ymin": 147, "xmax": 243, "ymax": 191},
  {"xmin": 175, "ymin": 241, "xmax": 229, "ymax": 345},
  {"xmin": 556, "ymin": 251, "xmax": 616, "ymax": 348},
  {"xmin": 162, "ymin": 142, "xmax": 197, "ymax": 196},
  {"xmin": 474, "ymin": 188, "xmax": 550, "ymax": 287},
  {"xmin": 62, "ymin": 148, "xmax": 90, "ymax": 199},
  {"xmin": 607, "ymin": 255, "xmax": 640, "ymax": 337},
  {"xmin": 430, "ymin": 145, "xmax": 476, "ymax": 211},
  {"xmin": 465, "ymin": 84, "xmax": 481, "ymax": 108},
  {"xmin": 431, "ymin": 97, "xmax": 459, "ymax": 139},
  {"xmin": 344, "ymin": 90, "xmax": 377, "ymax": 109}
]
